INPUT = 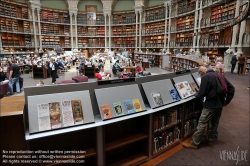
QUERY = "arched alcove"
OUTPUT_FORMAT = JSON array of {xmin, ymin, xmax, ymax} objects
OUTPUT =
[
  {"xmin": 113, "ymin": 0, "xmax": 134, "ymax": 11},
  {"xmin": 40, "ymin": 0, "xmax": 68, "ymax": 10},
  {"xmin": 78, "ymin": 0, "xmax": 103, "ymax": 12}
]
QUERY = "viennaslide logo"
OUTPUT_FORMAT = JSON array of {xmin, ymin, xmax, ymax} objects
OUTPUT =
[{"xmin": 219, "ymin": 146, "xmax": 248, "ymax": 165}]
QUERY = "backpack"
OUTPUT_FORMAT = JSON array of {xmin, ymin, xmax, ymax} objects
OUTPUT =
[{"xmin": 211, "ymin": 73, "xmax": 228, "ymax": 96}]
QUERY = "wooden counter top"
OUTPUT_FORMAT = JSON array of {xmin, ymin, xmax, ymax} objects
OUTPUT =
[{"xmin": 0, "ymin": 96, "xmax": 25, "ymax": 117}]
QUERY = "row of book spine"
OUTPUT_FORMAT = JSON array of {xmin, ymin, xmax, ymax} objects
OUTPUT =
[
  {"xmin": 154, "ymin": 108, "xmax": 182, "ymax": 132},
  {"xmin": 153, "ymin": 126, "xmax": 180, "ymax": 153},
  {"xmin": 184, "ymin": 117, "xmax": 197, "ymax": 137}
]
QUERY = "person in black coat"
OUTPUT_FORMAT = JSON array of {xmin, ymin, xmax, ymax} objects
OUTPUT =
[
  {"xmin": 47, "ymin": 59, "xmax": 58, "ymax": 84},
  {"xmin": 230, "ymin": 54, "xmax": 238, "ymax": 74}
]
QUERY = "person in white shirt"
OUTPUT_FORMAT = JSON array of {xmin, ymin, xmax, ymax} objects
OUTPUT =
[
  {"xmin": 99, "ymin": 68, "xmax": 110, "ymax": 80},
  {"xmin": 85, "ymin": 59, "xmax": 92, "ymax": 66}
]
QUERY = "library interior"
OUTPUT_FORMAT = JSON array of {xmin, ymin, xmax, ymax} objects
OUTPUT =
[{"xmin": 0, "ymin": 0, "xmax": 249, "ymax": 165}]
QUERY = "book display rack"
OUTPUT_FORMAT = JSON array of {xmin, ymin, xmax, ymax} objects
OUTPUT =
[
  {"xmin": 170, "ymin": 56, "xmax": 203, "ymax": 72},
  {"xmin": 40, "ymin": 10, "xmax": 70, "ymax": 24},
  {"xmin": 176, "ymin": 15, "xmax": 195, "ymax": 31},
  {"xmin": 134, "ymin": 52, "xmax": 163, "ymax": 67},
  {"xmin": 1, "ymin": 69, "xmax": 203, "ymax": 165},
  {"xmin": 176, "ymin": 32, "xmax": 193, "ymax": 47},
  {"xmin": 0, "ymin": 2, "xmax": 29, "ymax": 19}
]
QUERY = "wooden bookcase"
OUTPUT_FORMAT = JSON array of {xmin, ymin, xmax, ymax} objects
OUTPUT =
[
  {"xmin": 206, "ymin": 48, "xmax": 223, "ymax": 64},
  {"xmin": 183, "ymin": 99, "xmax": 202, "ymax": 140},
  {"xmin": 176, "ymin": 15, "xmax": 195, "ymax": 31},
  {"xmin": 113, "ymin": 13, "xmax": 136, "ymax": 25},
  {"xmin": 0, "ymin": 2, "xmax": 29, "ymax": 19},
  {"xmin": 134, "ymin": 53, "xmax": 163, "ymax": 67},
  {"xmin": 40, "ymin": 10, "xmax": 70, "ymax": 24},
  {"xmin": 170, "ymin": 56, "xmax": 203, "ymax": 72},
  {"xmin": 77, "ymin": 14, "xmax": 87, "ymax": 25},
  {"xmin": 211, "ymin": 1, "xmax": 236, "ymax": 24},
  {"xmin": 28, "ymin": 128, "xmax": 97, "ymax": 165},
  {"xmin": 152, "ymin": 105, "xmax": 182, "ymax": 156},
  {"xmin": 112, "ymin": 25, "xmax": 136, "ymax": 36},
  {"xmin": 176, "ymin": 32, "xmax": 193, "ymax": 47},
  {"xmin": 32, "ymin": 65, "xmax": 48, "ymax": 79},
  {"xmin": 96, "ymin": 14, "xmax": 104, "ymax": 25},
  {"xmin": 104, "ymin": 115, "xmax": 149, "ymax": 166},
  {"xmin": 113, "ymin": 37, "xmax": 135, "ymax": 48},
  {"xmin": 145, "ymin": 35, "xmax": 165, "ymax": 48},
  {"xmin": 145, "ymin": 6, "xmax": 165, "ymax": 22},
  {"xmin": 144, "ymin": 21, "xmax": 165, "ymax": 35},
  {"xmin": 177, "ymin": 0, "xmax": 196, "ymax": 15}
]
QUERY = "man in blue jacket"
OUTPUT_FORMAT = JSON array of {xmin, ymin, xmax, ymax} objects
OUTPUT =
[{"xmin": 182, "ymin": 66, "xmax": 235, "ymax": 149}]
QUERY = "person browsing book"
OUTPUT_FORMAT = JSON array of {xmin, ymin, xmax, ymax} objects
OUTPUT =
[{"xmin": 182, "ymin": 66, "xmax": 235, "ymax": 149}]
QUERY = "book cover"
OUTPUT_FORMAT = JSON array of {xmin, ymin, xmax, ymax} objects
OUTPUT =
[
  {"xmin": 37, "ymin": 103, "xmax": 51, "ymax": 131},
  {"xmin": 175, "ymin": 81, "xmax": 194, "ymax": 99},
  {"xmin": 132, "ymin": 99, "xmax": 143, "ymax": 112},
  {"xmin": 100, "ymin": 104, "xmax": 113, "ymax": 119},
  {"xmin": 113, "ymin": 102, "xmax": 124, "ymax": 116},
  {"xmin": 71, "ymin": 100, "xmax": 84, "ymax": 124},
  {"xmin": 151, "ymin": 92, "xmax": 164, "ymax": 107},
  {"xmin": 48, "ymin": 102, "xmax": 62, "ymax": 129},
  {"xmin": 169, "ymin": 88, "xmax": 181, "ymax": 101},
  {"xmin": 124, "ymin": 100, "xmax": 136, "ymax": 114},
  {"xmin": 61, "ymin": 100, "xmax": 74, "ymax": 127},
  {"xmin": 189, "ymin": 82, "xmax": 199, "ymax": 93}
]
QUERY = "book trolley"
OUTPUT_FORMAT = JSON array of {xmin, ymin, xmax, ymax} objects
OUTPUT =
[{"xmin": 2, "ymin": 68, "xmax": 203, "ymax": 166}]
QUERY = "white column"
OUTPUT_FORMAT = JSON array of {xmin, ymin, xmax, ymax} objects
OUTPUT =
[
  {"xmin": 31, "ymin": 8, "xmax": 38, "ymax": 52},
  {"xmin": 231, "ymin": 0, "xmax": 241, "ymax": 49},
  {"xmin": 196, "ymin": 0, "xmax": 203, "ymax": 55},
  {"xmin": 135, "ymin": 12, "xmax": 138, "ymax": 51},
  {"xmin": 0, "ymin": 33, "xmax": 3, "ymax": 53},
  {"xmin": 109, "ymin": 14, "xmax": 111, "ymax": 50},
  {"xmin": 167, "ymin": 5, "xmax": 171, "ymax": 52},
  {"xmin": 192, "ymin": 0, "xmax": 199, "ymax": 49},
  {"xmin": 139, "ymin": 11, "xmax": 142, "ymax": 52},
  {"xmin": 104, "ymin": 14, "xmax": 107, "ymax": 51},
  {"xmin": 70, "ymin": 13, "xmax": 73, "ymax": 50},
  {"xmin": 237, "ymin": 4, "xmax": 247, "ymax": 54},
  {"xmin": 75, "ymin": 13, "xmax": 78, "ymax": 50},
  {"xmin": 163, "ymin": 5, "xmax": 168, "ymax": 51},
  {"xmin": 37, "ymin": 8, "xmax": 42, "ymax": 52}
]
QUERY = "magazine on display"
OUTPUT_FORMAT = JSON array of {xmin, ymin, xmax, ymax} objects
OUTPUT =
[
  {"xmin": 189, "ymin": 82, "xmax": 199, "ymax": 93},
  {"xmin": 37, "ymin": 103, "xmax": 51, "ymax": 131},
  {"xmin": 175, "ymin": 81, "xmax": 194, "ymax": 99},
  {"xmin": 151, "ymin": 92, "xmax": 164, "ymax": 107},
  {"xmin": 49, "ymin": 102, "xmax": 62, "ymax": 129},
  {"xmin": 113, "ymin": 102, "xmax": 124, "ymax": 116},
  {"xmin": 124, "ymin": 100, "xmax": 136, "ymax": 114},
  {"xmin": 71, "ymin": 100, "xmax": 84, "ymax": 124},
  {"xmin": 61, "ymin": 100, "xmax": 74, "ymax": 127},
  {"xmin": 132, "ymin": 99, "xmax": 143, "ymax": 112},
  {"xmin": 100, "ymin": 104, "xmax": 113, "ymax": 119},
  {"xmin": 169, "ymin": 88, "xmax": 181, "ymax": 102}
]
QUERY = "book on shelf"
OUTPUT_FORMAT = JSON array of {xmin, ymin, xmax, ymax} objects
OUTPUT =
[
  {"xmin": 100, "ymin": 104, "xmax": 113, "ymax": 119},
  {"xmin": 113, "ymin": 102, "xmax": 124, "ymax": 116},
  {"xmin": 154, "ymin": 108, "xmax": 181, "ymax": 132},
  {"xmin": 151, "ymin": 92, "xmax": 164, "ymax": 107},
  {"xmin": 61, "ymin": 100, "xmax": 74, "ymax": 127},
  {"xmin": 124, "ymin": 100, "xmax": 136, "ymax": 114},
  {"xmin": 49, "ymin": 102, "xmax": 62, "ymax": 129},
  {"xmin": 189, "ymin": 82, "xmax": 199, "ymax": 93},
  {"xmin": 175, "ymin": 81, "xmax": 194, "ymax": 99},
  {"xmin": 169, "ymin": 88, "xmax": 181, "ymax": 102},
  {"xmin": 184, "ymin": 117, "xmax": 197, "ymax": 137},
  {"xmin": 132, "ymin": 99, "xmax": 143, "ymax": 112},
  {"xmin": 153, "ymin": 126, "xmax": 180, "ymax": 153},
  {"xmin": 71, "ymin": 100, "xmax": 84, "ymax": 124}
]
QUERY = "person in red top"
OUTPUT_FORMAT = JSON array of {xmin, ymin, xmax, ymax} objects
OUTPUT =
[{"xmin": 136, "ymin": 65, "xmax": 143, "ymax": 77}]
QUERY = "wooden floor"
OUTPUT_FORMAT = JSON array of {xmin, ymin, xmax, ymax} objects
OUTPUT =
[
  {"xmin": 0, "ymin": 96, "xmax": 25, "ymax": 116},
  {"xmin": 0, "ymin": 95, "xmax": 192, "ymax": 164}
]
